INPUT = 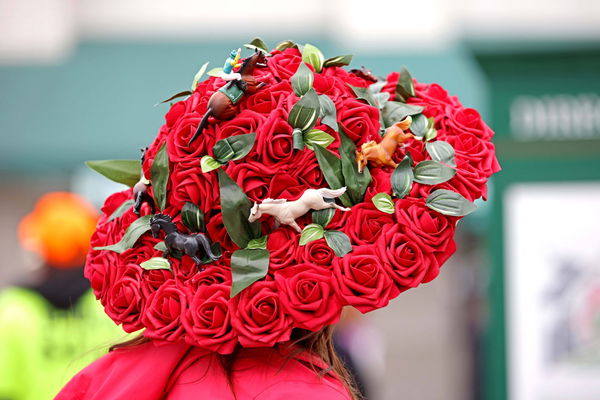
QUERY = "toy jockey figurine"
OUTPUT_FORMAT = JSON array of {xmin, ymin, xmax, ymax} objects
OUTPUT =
[{"xmin": 220, "ymin": 48, "xmax": 246, "ymax": 91}]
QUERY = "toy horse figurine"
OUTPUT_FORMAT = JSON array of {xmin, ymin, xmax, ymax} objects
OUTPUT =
[
  {"xmin": 133, "ymin": 147, "xmax": 156, "ymax": 216},
  {"xmin": 356, "ymin": 116, "xmax": 413, "ymax": 173},
  {"xmin": 150, "ymin": 214, "xmax": 220, "ymax": 268},
  {"xmin": 248, "ymin": 187, "xmax": 351, "ymax": 233},
  {"xmin": 188, "ymin": 50, "xmax": 268, "ymax": 146}
]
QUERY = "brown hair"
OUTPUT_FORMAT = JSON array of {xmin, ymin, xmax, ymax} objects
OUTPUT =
[{"xmin": 110, "ymin": 327, "xmax": 361, "ymax": 399}]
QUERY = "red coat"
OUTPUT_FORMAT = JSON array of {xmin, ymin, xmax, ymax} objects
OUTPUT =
[{"xmin": 55, "ymin": 340, "xmax": 352, "ymax": 400}]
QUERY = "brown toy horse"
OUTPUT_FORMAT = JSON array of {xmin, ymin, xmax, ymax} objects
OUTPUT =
[
  {"xmin": 188, "ymin": 50, "xmax": 268, "ymax": 146},
  {"xmin": 356, "ymin": 116, "xmax": 413, "ymax": 172}
]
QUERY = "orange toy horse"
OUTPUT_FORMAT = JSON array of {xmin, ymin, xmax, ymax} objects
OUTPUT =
[{"xmin": 356, "ymin": 116, "xmax": 413, "ymax": 172}]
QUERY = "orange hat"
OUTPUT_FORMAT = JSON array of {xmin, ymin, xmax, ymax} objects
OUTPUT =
[{"xmin": 18, "ymin": 192, "xmax": 99, "ymax": 268}]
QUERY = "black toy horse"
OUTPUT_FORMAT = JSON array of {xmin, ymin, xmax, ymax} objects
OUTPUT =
[{"xmin": 150, "ymin": 214, "xmax": 220, "ymax": 267}]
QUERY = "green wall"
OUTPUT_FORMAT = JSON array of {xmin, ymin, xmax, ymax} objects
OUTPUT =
[{"xmin": 0, "ymin": 38, "xmax": 485, "ymax": 174}]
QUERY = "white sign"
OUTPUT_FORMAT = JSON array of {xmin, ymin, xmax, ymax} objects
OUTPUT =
[{"xmin": 505, "ymin": 182, "xmax": 600, "ymax": 400}]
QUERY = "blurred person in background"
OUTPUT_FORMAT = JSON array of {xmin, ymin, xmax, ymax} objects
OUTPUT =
[{"xmin": 0, "ymin": 192, "xmax": 122, "ymax": 400}]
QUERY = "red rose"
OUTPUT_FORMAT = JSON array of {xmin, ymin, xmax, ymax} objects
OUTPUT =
[
  {"xmin": 332, "ymin": 246, "xmax": 393, "ymax": 312},
  {"xmin": 224, "ymin": 160, "xmax": 277, "ymax": 203},
  {"xmin": 121, "ymin": 237, "xmax": 162, "ymax": 266},
  {"xmin": 241, "ymin": 80, "xmax": 294, "ymax": 115},
  {"xmin": 230, "ymin": 281, "xmax": 292, "ymax": 347},
  {"xmin": 189, "ymin": 263, "xmax": 232, "ymax": 287},
  {"xmin": 313, "ymin": 74, "xmax": 352, "ymax": 101},
  {"xmin": 295, "ymin": 238, "xmax": 336, "ymax": 269},
  {"xmin": 287, "ymin": 150, "xmax": 327, "ymax": 189},
  {"xmin": 267, "ymin": 171, "xmax": 306, "ymax": 200},
  {"xmin": 214, "ymin": 109, "xmax": 266, "ymax": 142},
  {"xmin": 344, "ymin": 202, "xmax": 394, "ymax": 246},
  {"xmin": 85, "ymin": 250, "xmax": 120, "ymax": 302},
  {"xmin": 142, "ymin": 128, "xmax": 169, "ymax": 178},
  {"xmin": 182, "ymin": 284, "xmax": 237, "ymax": 354},
  {"xmin": 322, "ymin": 67, "xmax": 370, "ymax": 88},
  {"xmin": 375, "ymin": 225, "xmax": 440, "ymax": 296},
  {"xmin": 168, "ymin": 161, "xmax": 219, "ymax": 215},
  {"xmin": 444, "ymin": 132, "xmax": 501, "ymax": 179},
  {"xmin": 267, "ymin": 48, "xmax": 302, "ymax": 80},
  {"xmin": 438, "ymin": 161, "xmax": 490, "ymax": 201},
  {"xmin": 167, "ymin": 113, "xmax": 217, "ymax": 163},
  {"xmin": 274, "ymin": 263, "xmax": 342, "ymax": 330},
  {"xmin": 141, "ymin": 268, "xmax": 173, "ymax": 298},
  {"xmin": 252, "ymin": 108, "xmax": 295, "ymax": 167},
  {"xmin": 416, "ymin": 82, "xmax": 460, "ymax": 107},
  {"xmin": 142, "ymin": 280, "xmax": 187, "ymax": 341},
  {"xmin": 206, "ymin": 212, "xmax": 238, "ymax": 251},
  {"xmin": 267, "ymin": 226, "xmax": 299, "ymax": 271},
  {"xmin": 105, "ymin": 264, "xmax": 145, "ymax": 332},
  {"xmin": 446, "ymin": 107, "xmax": 494, "ymax": 141},
  {"xmin": 100, "ymin": 189, "xmax": 133, "ymax": 220},
  {"xmin": 101, "ymin": 206, "xmax": 139, "ymax": 241},
  {"xmin": 394, "ymin": 199, "xmax": 456, "ymax": 262},
  {"xmin": 364, "ymin": 167, "xmax": 392, "ymax": 202},
  {"xmin": 337, "ymin": 98, "xmax": 380, "ymax": 144}
]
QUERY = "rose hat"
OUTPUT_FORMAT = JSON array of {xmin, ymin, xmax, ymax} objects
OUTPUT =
[{"xmin": 85, "ymin": 38, "xmax": 500, "ymax": 354}]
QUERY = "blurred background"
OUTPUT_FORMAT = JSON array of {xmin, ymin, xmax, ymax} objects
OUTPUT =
[{"xmin": 1, "ymin": 0, "xmax": 600, "ymax": 399}]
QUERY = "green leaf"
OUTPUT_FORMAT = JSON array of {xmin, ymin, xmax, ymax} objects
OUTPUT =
[
  {"xmin": 374, "ymin": 92, "xmax": 390, "ymax": 109},
  {"xmin": 304, "ymin": 129, "xmax": 334, "ymax": 150},
  {"xmin": 94, "ymin": 215, "xmax": 152, "ymax": 253},
  {"xmin": 324, "ymin": 230, "xmax": 352, "ymax": 257},
  {"xmin": 426, "ymin": 141, "xmax": 456, "ymax": 167},
  {"xmin": 244, "ymin": 37, "xmax": 269, "ymax": 54},
  {"xmin": 200, "ymin": 155, "xmax": 223, "ymax": 173},
  {"xmin": 395, "ymin": 67, "xmax": 415, "ymax": 102},
  {"xmin": 349, "ymin": 85, "xmax": 379, "ymax": 108},
  {"xmin": 291, "ymin": 62, "xmax": 314, "ymax": 96},
  {"xmin": 191, "ymin": 62, "xmax": 209, "ymax": 91},
  {"xmin": 414, "ymin": 161, "xmax": 456, "ymax": 185},
  {"xmin": 274, "ymin": 40, "xmax": 298, "ymax": 51},
  {"xmin": 288, "ymin": 88, "xmax": 320, "ymax": 132},
  {"xmin": 318, "ymin": 94, "xmax": 338, "ymax": 132},
  {"xmin": 425, "ymin": 124, "xmax": 438, "ymax": 141},
  {"xmin": 339, "ymin": 129, "xmax": 371, "ymax": 205},
  {"xmin": 150, "ymin": 142, "xmax": 169, "ymax": 211},
  {"xmin": 154, "ymin": 241, "xmax": 167, "ymax": 252},
  {"xmin": 140, "ymin": 257, "xmax": 172, "ymax": 271},
  {"xmin": 323, "ymin": 55, "xmax": 353, "ymax": 68},
  {"xmin": 159, "ymin": 90, "xmax": 192, "ymax": 104},
  {"xmin": 107, "ymin": 199, "xmax": 134, "ymax": 222},
  {"xmin": 312, "ymin": 198, "xmax": 335, "ymax": 227},
  {"xmin": 181, "ymin": 202, "xmax": 205, "ymax": 232},
  {"xmin": 212, "ymin": 132, "xmax": 256, "ymax": 164},
  {"xmin": 426, "ymin": 189, "xmax": 477, "ymax": 217},
  {"xmin": 299, "ymin": 223, "xmax": 325, "ymax": 245},
  {"xmin": 382, "ymin": 101, "xmax": 424, "ymax": 128},
  {"xmin": 371, "ymin": 193, "xmax": 395, "ymax": 214},
  {"xmin": 207, "ymin": 67, "xmax": 223, "ymax": 77},
  {"xmin": 302, "ymin": 43, "xmax": 324, "ymax": 73},
  {"xmin": 85, "ymin": 160, "xmax": 141, "ymax": 187},
  {"xmin": 411, "ymin": 113, "xmax": 428, "ymax": 137},
  {"xmin": 217, "ymin": 169, "xmax": 261, "ymax": 249},
  {"xmin": 230, "ymin": 248, "xmax": 270, "ymax": 297},
  {"xmin": 246, "ymin": 235, "xmax": 268, "ymax": 250},
  {"xmin": 312, "ymin": 145, "xmax": 352, "ymax": 207},
  {"xmin": 391, "ymin": 155, "xmax": 414, "ymax": 198},
  {"xmin": 293, "ymin": 128, "xmax": 304, "ymax": 150}
]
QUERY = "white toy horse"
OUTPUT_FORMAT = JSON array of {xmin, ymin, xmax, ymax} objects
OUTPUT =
[{"xmin": 248, "ymin": 187, "xmax": 351, "ymax": 233}]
